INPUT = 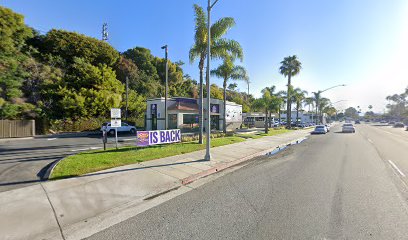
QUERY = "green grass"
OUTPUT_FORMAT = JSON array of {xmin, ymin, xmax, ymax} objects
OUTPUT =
[
  {"xmin": 50, "ymin": 137, "xmax": 245, "ymax": 179},
  {"xmin": 50, "ymin": 128, "xmax": 294, "ymax": 180}
]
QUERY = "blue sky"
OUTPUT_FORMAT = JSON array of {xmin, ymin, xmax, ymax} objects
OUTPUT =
[{"xmin": 2, "ymin": 0, "xmax": 408, "ymax": 113}]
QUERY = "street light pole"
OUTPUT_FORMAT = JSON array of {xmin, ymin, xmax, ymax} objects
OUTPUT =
[
  {"xmin": 205, "ymin": 0, "xmax": 219, "ymax": 161},
  {"xmin": 161, "ymin": 45, "xmax": 168, "ymax": 130},
  {"xmin": 314, "ymin": 84, "xmax": 346, "ymax": 124}
]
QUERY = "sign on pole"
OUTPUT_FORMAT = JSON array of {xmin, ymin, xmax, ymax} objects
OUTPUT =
[
  {"xmin": 111, "ymin": 108, "xmax": 121, "ymax": 119},
  {"xmin": 111, "ymin": 119, "xmax": 121, "ymax": 128}
]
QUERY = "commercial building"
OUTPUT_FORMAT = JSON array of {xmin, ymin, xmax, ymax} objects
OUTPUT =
[{"xmin": 145, "ymin": 97, "xmax": 242, "ymax": 132}]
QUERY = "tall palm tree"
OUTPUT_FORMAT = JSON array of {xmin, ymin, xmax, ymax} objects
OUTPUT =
[
  {"xmin": 211, "ymin": 57, "xmax": 248, "ymax": 133},
  {"xmin": 279, "ymin": 55, "xmax": 302, "ymax": 128},
  {"xmin": 304, "ymin": 97, "xmax": 315, "ymax": 123},
  {"xmin": 189, "ymin": 4, "xmax": 243, "ymax": 143},
  {"xmin": 276, "ymin": 90, "xmax": 287, "ymax": 124},
  {"xmin": 318, "ymin": 98, "xmax": 330, "ymax": 123},
  {"xmin": 292, "ymin": 88, "xmax": 308, "ymax": 124}
]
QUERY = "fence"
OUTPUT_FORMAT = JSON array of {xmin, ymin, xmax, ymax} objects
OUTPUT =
[{"xmin": 0, "ymin": 120, "xmax": 35, "ymax": 138}]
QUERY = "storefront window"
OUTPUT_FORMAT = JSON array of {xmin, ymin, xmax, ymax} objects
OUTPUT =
[{"xmin": 181, "ymin": 114, "xmax": 199, "ymax": 131}]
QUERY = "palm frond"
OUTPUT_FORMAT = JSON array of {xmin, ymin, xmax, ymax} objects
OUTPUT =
[{"xmin": 211, "ymin": 17, "xmax": 235, "ymax": 40}]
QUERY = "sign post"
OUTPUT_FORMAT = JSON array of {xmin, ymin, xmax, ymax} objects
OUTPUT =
[{"xmin": 111, "ymin": 108, "xmax": 121, "ymax": 150}]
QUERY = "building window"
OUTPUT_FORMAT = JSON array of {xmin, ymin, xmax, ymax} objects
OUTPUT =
[
  {"xmin": 168, "ymin": 114, "xmax": 177, "ymax": 129},
  {"xmin": 181, "ymin": 114, "xmax": 199, "ymax": 131}
]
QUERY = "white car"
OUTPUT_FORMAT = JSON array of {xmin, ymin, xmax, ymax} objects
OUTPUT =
[
  {"xmin": 101, "ymin": 122, "xmax": 137, "ymax": 135},
  {"xmin": 342, "ymin": 123, "xmax": 355, "ymax": 133}
]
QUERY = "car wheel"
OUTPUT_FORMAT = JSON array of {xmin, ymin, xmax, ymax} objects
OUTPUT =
[
  {"xmin": 130, "ymin": 128, "xmax": 136, "ymax": 134},
  {"xmin": 109, "ymin": 129, "xmax": 115, "ymax": 135}
]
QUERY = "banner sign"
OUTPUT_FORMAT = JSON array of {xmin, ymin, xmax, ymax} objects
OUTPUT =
[{"xmin": 137, "ymin": 129, "xmax": 181, "ymax": 147}]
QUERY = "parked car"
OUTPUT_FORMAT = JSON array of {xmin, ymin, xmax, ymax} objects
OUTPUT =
[
  {"xmin": 355, "ymin": 120, "xmax": 361, "ymax": 124},
  {"xmin": 393, "ymin": 122, "xmax": 405, "ymax": 128},
  {"xmin": 342, "ymin": 123, "xmax": 355, "ymax": 133},
  {"xmin": 388, "ymin": 121, "xmax": 396, "ymax": 125},
  {"xmin": 312, "ymin": 125, "xmax": 328, "ymax": 134},
  {"xmin": 101, "ymin": 122, "xmax": 137, "ymax": 135},
  {"xmin": 324, "ymin": 124, "xmax": 331, "ymax": 132},
  {"xmin": 380, "ymin": 120, "xmax": 387, "ymax": 124}
]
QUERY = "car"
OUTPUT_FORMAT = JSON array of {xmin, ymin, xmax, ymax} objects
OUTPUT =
[
  {"xmin": 355, "ymin": 120, "xmax": 361, "ymax": 124},
  {"xmin": 342, "ymin": 123, "xmax": 355, "ymax": 133},
  {"xmin": 380, "ymin": 120, "xmax": 387, "ymax": 124},
  {"xmin": 324, "ymin": 124, "xmax": 331, "ymax": 132},
  {"xmin": 388, "ymin": 121, "xmax": 396, "ymax": 125},
  {"xmin": 393, "ymin": 122, "xmax": 405, "ymax": 128},
  {"xmin": 312, "ymin": 125, "xmax": 328, "ymax": 134},
  {"xmin": 101, "ymin": 122, "xmax": 137, "ymax": 135}
]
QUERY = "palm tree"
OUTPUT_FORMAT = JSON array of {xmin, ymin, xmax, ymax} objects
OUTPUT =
[
  {"xmin": 276, "ymin": 90, "xmax": 287, "ymax": 124},
  {"xmin": 318, "ymin": 98, "xmax": 330, "ymax": 123},
  {"xmin": 292, "ymin": 88, "xmax": 308, "ymax": 124},
  {"xmin": 211, "ymin": 57, "xmax": 248, "ymax": 133},
  {"xmin": 304, "ymin": 97, "xmax": 315, "ymax": 122},
  {"xmin": 252, "ymin": 91, "xmax": 280, "ymax": 134},
  {"xmin": 189, "ymin": 4, "xmax": 243, "ymax": 143},
  {"xmin": 279, "ymin": 55, "xmax": 302, "ymax": 128}
]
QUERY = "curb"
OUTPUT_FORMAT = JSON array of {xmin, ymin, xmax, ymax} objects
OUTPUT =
[
  {"xmin": 43, "ymin": 156, "xmax": 66, "ymax": 180},
  {"xmin": 181, "ymin": 136, "xmax": 308, "ymax": 185}
]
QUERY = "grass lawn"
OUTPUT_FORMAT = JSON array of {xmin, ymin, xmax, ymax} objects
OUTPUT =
[
  {"xmin": 50, "ymin": 137, "xmax": 245, "ymax": 179},
  {"xmin": 50, "ymin": 128, "xmax": 295, "ymax": 180}
]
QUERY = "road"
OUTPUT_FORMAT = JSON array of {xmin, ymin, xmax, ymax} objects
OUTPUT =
[
  {"xmin": 0, "ymin": 133, "xmax": 137, "ymax": 193},
  {"xmin": 87, "ymin": 123, "xmax": 408, "ymax": 240}
]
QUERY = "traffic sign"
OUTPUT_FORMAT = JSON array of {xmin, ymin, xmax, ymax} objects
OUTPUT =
[
  {"xmin": 111, "ymin": 119, "xmax": 121, "ymax": 128},
  {"xmin": 111, "ymin": 108, "xmax": 121, "ymax": 119}
]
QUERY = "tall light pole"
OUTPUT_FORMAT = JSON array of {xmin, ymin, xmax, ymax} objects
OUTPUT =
[
  {"xmin": 205, "ymin": 0, "xmax": 220, "ymax": 161},
  {"xmin": 313, "ymin": 84, "xmax": 346, "ymax": 124},
  {"xmin": 161, "ymin": 45, "xmax": 168, "ymax": 130}
]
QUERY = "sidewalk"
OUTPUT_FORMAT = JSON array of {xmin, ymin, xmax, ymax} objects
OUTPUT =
[{"xmin": 0, "ymin": 129, "xmax": 311, "ymax": 240}]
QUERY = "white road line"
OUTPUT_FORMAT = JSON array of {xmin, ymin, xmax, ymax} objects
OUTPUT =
[
  {"xmin": 47, "ymin": 138, "xmax": 57, "ymax": 141},
  {"xmin": 388, "ymin": 160, "xmax": 406, "ymax": 177},
  {"xmin": 122, "ymin": 138, "xmax": 136, "ymax": 141},
  {"xmin": 367, "ymin": 138, "xmax": 373, "ymax": 143},
  {"xmin": 70, "ymin": 147, "xmax": 102, "ymax": 152}
]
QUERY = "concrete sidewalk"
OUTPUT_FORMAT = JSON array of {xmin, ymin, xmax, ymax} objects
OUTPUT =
[{"xmin": 0, "ymin": 129, "xmax": 311, "ymax": 240}]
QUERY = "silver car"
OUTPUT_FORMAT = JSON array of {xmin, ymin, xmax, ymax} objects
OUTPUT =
[{"xmin": 342, "ymin": 123, "xmax": 355, "ymax": 133}]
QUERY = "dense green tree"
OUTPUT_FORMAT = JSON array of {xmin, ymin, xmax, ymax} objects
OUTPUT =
[
  {"xmin": 0, "ymin": 6, "xmax": 34, "ymax": 119},
  {"xmin": 344, "ymin": 107, "xmax": 359, "ymax": 119},
  {"xmin": 279, "ymin": 55, "xmax": 302, "ymax": 128},
  {"xmin": 40, "ymin": 29, "xmax": 119, "ymax": 67}
]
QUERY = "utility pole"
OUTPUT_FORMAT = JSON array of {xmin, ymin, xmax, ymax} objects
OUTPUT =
[
  {"xmin": 161, "ymin": 45, "xmax": 169, "ymax": 130},
  {"xmin": 125, "ymin": 76, "xmax": 129, "ymax": 121},
  {"xmin": 102, "ymin": 23, "xmax": 108, "ymax": 41}
]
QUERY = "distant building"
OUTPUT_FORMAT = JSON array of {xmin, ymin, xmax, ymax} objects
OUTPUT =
[
  {"xmin": 280, "ymin": 111, "xmax": 325, "ymax": 124},
  {"xmin": 243, "ymin": 112, "xmax": 277, "ymax": 128},
  {"xmin": 145, "ymin": 97, "xmax": 242, "ymax": 132}
]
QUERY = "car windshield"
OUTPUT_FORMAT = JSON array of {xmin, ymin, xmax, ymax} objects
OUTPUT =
[{"xmin": 343, "ymin": 124, "xmax": 353, "ymax": 127}]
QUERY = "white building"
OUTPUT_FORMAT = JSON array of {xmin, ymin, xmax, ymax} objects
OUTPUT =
[
  {"xmin": 145, "ymin": 97, "xmax": 242, "ymax": 132},
  {"xmin": 280, "ymin": 111, "xmax": 325, "ymax": 124}
]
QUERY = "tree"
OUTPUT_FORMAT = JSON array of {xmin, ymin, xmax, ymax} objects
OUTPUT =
[
  {"xmin": 0, "ymin": 6, "xmax": 34, "ymax": 119},
  {"xmin": 228, "ymin": 83, "xmax": 238, "ymax": 91},
  {"xmin": 292, "ymin": 88, "xmax": 308, "ymax": 124},
  {"xmin": 344, "ymin": 107, "xmax": 359, "ymax": 119},
  {"xmin": 40, "ymin": 29, "xmax": 119, "ymax": 67},
  {"xmin": 252, "ymin": 91, "xmax": 281, "ymax": 133},
  {"xmin": 189, "ymin": 4, "xmax": 244, "ymax": 142},
  {"xmin": 211, "ymin": 57, "xmax": 248, "ymax": 133},
  {"xmin": 279, "ymin": 55, "xmax": 302, "ymax": 128}
]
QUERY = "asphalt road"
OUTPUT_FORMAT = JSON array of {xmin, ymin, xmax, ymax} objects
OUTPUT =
[
  {"xmin": 87, "ymin": 123, "xmax": 408, "ymax": 240},
  {"xmin": 0, "ymin": 133, "xmax": 138, "ymax": 193}
]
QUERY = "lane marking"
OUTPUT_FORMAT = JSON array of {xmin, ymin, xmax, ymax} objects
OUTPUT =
[
  {"xmin": 367, "ymin": 138, "xmax": 373, "ymax": 144},
  {"xmin": 388, "ymin": 160, "xmax": 406, "ymax": 177},
  {"xmin": 47, "ymin": 138, "xmax": 57, "ymax": 141},
  {"xmin": 70, "ymin": 147, "xmax": 102, "ymax": 152}
]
